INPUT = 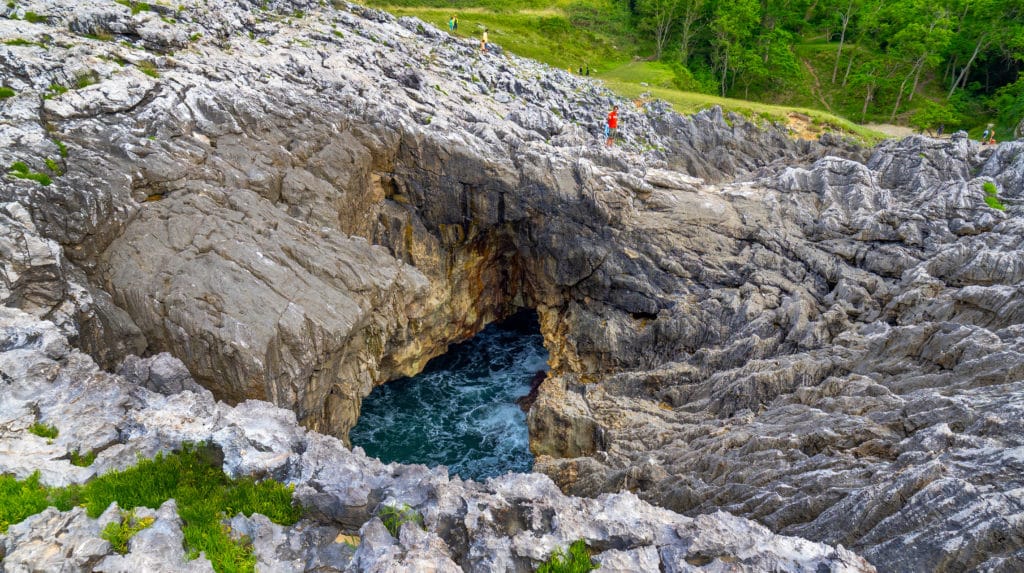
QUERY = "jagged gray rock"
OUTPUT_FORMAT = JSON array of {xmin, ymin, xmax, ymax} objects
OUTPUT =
[
  {"xmin": 0, "ymin": 307, "xmax": 871, "ymax": 571},
  {"xmin": 2, "ymin": 0, "xmax": 1022, "ymax": 571}
]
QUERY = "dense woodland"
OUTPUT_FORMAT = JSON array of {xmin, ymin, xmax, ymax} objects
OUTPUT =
[
  {"xmin": 372, "ymin": 0, "xmax": 1024, "ymax": 137},
  {"xmin": 629, "ymin": 0, "xmax": 1024, "ymax": 135}
]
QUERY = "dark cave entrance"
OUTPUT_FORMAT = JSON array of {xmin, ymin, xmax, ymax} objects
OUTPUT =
[{"xmin": 349, "ymin": 310, "xmax": 549, "ymax": 481}]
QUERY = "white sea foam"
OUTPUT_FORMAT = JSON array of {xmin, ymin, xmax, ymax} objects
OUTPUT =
[{"xmin": 350, "ymin": 314, "xmax": 548, "ymax": 480}]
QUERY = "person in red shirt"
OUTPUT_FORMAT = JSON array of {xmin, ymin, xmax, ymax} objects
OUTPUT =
[{"xmin": 605, "ymin": 105, "xmax": 619, "ymax": 147}]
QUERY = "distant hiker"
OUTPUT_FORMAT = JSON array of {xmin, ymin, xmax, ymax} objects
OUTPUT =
[
  {"xmin": 585, "ymin": 64, "xmax": 590, "ymax": 76},
  {"xmin": 448, "ymin": 15, "xmax": 454, "ymax": 32},
  {"xmin": 578, "ymin": 67, "xmax": 583, "ymax": 74},
  {"xmin": 453, "ymin": 15, "xmax": 458, "ymax": 31},
  {"xmin": 982, "ymin": 125, "xmax": 993, "ymax": 143},
  {"xmin": 480, "ymin": 29, "xmax": 488, "ymax": 52},
  {"xmin": 605, "ymin": 105, "xmax": 619, "ymax": 147},
  {"xmin": 937, "ymin": 124, "xmax": 944, "ymax": 137}
]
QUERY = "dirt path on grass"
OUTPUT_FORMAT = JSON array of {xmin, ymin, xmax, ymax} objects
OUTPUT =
[{"xmin": 864, "ymin": 123, "xmax": 916, "ymax": 138}]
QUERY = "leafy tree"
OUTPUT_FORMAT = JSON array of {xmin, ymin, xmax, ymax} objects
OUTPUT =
[
  {"xmin": 638, "ymin": 0, "xmax": 685, "ymax": 59},
  {"xmin": 710, "ymin": 0, "xmax": 760, "ymax": 96},
  {"xmin": 677, "ymin": 0, "xmax": 706, "ymax": 66},
  {"xmin": 910, "ymin": 98, "xmax": 960, "ymax": 132}
]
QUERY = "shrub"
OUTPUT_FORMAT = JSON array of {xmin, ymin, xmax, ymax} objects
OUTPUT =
[
  {"xmin": 102, "ymin": 509, "xmax": 155, "ymax": 553},
  {"xmin": 23, "ymin": 11, "xmax": 46, "ymax": 23},
  {"xmin": 0, "ymin": 86, "xmax": 15, "ymax": 98},
  {"xmin": 377, "ymin": 503, "xmax": 424, "ymax": 537},
  {"xmin": 536, "ymin": 539, "xmax": 599, "ymax": 573},
  {"xmin": 54, "ymin": 139, "xmax": 68, "ymax": 158},
  {"xmin": 27, "ymin": 422, "xmax": 58, "ymax": 439}
]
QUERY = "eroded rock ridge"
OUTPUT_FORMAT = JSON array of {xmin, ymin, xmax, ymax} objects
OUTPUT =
[{"xmin": 1, "ymin": 0, "xmax": 1022, "ymax": 571}]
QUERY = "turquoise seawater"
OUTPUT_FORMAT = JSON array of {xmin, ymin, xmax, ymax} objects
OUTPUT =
[{"xmin": 349, "ymin": 312, "xmax": 548, "ymax": 481}]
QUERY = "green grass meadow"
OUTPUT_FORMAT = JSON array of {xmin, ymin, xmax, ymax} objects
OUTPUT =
[{"xmin": 368, "ymin": 1, "xmax": 886, "ymax": 143}]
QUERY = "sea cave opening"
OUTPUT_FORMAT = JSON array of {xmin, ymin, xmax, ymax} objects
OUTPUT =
[{"xmin": 349, "ymin": 309, "xmax": 548, "ymax": 481}]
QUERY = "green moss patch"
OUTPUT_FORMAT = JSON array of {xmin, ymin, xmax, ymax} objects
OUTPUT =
[
  {"xmin": 27, "ymin": 422, "xmax": 58, "ymax": 439},
  {"xmin": 983, "ymin": 181, "xmax": 1006, "ymax": 211},
  {"xmin": 102, "ymin": 509, "xmax": 155, "ymax": 553},
  {"xmin": 69, "ymin": 449, "xmax": 97, "ymax": 467},
  {"xmin": 136, "ymin": 60, "xmax": 160, "ymax": 78},
  {"xmin": 537, "ymin": 539, "xmax": 599, "ymax": 573},
  {"xmin": 0, "ymin": 444, "xmax": 302, "ymax": 573},
  {"xmin": 22, "ymin": 11, "xmax": 47, "ymax": 23},
  {"xmin": 114, "ymin": 0, "xmax": 151, "ymax": 15},
  {"xmin": 8, "ymin": 162, "xmax": 53, "ymax": 186}
]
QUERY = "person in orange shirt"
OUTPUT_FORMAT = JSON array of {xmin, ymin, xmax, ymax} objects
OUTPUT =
[{"xmin": 605, "ymin": 105, "xmax": 619, "ymax": 147}]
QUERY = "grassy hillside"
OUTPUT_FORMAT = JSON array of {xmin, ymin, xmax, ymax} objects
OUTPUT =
[
  {"xmin": 364, "ymin": 0, "xmax": 1024, "ymax": 142},
  {"xmin": 367, "ymin": 1, "xmax": 886, "ymax": 144}
]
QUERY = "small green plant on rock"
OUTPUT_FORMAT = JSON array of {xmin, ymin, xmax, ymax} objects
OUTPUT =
[
  {"xmin": 23, "ymin": 11, "xmax": 46, "ymax": 23},
  {"xmin": 113, "ymin": 0, "xmax": 151, "ymax": 15},
  {"xmin": 44, "ymin": 157, "xmax": 62, "ymax": 176},
  {"xmin": 0, "ymin": 472, "xmax": 62, "ymax": 533},
  {"xmin": 75, "ymin": 71, "xmax": 99, "ymax": 89},
  {"xmin": 27, "ymin": 422, "xmax": 58, "ymax": 439},
  {"xmin": 136, "ymin": 60, "xmax": 160, "ymax": 78},
  {"xmin": 82, "ymin": 30, "xmax": 115, "ymax": 41},
  {"xmin": 3, "ymin": 38, "xmax": 39, "ymax": 47},
  {"xmin": 377, "ymin": 503, "xmax": 424, "ymax": 537},
  {"xmin": 983, "ymin": 181, "xmax": 1006, "ymax": 211},
  {"xmin": 43, "ymin": 83, "xmax": 68, "ymax": 100},
  {"xmin": 536, "ymin": 539, "xmax": 599, "ymax": 573},
  {"xmin": 9, "ymin": 162, "xmax": 53, "ymax": 186},
  {"xmin": 69, "ymin": 449, "xmax": 96, "ymax": 467},
  {"xmin": 102, "ymin": 509, "xmax": 155, "ymax": 553},
  {"xmin": 0, "ymin": 444, "xmax": 302, "ymax": 573},
  {"xmin": 0, "ymin": 86, "xmax": 14, "ymax": 98}
]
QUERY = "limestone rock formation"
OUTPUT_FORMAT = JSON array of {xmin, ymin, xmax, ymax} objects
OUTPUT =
[
  {"xmin": 0, "ymin": 304, "xmax": 871, "ymax": 571},
  {"xmin": 1, "ymin": 0, "xmax": 1022, "ymax": 571}
]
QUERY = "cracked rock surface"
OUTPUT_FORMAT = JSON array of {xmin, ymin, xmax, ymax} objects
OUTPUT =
[{"xmin": 1, "ymin": 0, "xmax": 1022, "ymax": 571}]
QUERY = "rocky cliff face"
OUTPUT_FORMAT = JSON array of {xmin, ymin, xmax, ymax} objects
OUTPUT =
[{"xmin": 1, "ymin": 0, "xmax": 1021, "ymax": 571}]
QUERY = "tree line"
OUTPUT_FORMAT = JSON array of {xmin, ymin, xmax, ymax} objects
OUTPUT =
[{"xmin": 629, "ymin": 0, "xmax": 1024, "ymax": 133}]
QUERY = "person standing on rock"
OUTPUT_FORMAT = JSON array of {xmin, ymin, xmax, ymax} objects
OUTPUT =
[
  {"xmin": 480, "ymin": 29, "xmax": 488, "ymax": 52},
  {"xmin": 605, "ymin": 105, "xmax": 619, "ymax": 147}
]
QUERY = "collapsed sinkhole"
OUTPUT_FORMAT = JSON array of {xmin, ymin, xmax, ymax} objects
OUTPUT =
[{"xmin": 349, "ymin": 309, "xmax": 549, "ymax": 481}]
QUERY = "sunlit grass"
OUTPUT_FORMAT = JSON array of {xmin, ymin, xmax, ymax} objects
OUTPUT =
[
  {"xmin": 366, "ymin": 3, "xmax": 884, "ymax": 145},
  {"xmin": 0, "ymin": 444, "xmax": 301, "ymax": 573}
]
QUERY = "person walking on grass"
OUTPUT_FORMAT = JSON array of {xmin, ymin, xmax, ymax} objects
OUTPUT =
[
  {"xmin": 605, "ymin": 105, "xmax": 619, "ymax": 147},
  {"xmin": 448, "ymin": 15, "xmax": 454, "ymax": 32}
]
